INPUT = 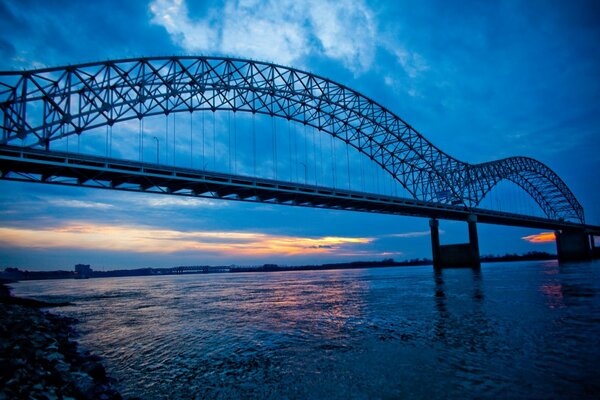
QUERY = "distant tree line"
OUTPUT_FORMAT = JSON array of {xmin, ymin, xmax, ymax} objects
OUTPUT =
[{"xmin": 0, "ymin": 251, "xmax": 558, "ymax": 281}]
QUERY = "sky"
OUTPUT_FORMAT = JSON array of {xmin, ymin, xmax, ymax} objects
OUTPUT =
[{"xmin": 0, "ymin": 0, "xmax": 599, "ymax": 270}]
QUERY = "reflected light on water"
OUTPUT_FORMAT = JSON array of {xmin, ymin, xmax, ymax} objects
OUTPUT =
[
  {"xmin": 540, "ymin": 262, "xmax": 565, "ymax": 309},
  {"xmin": 11, "ymin": 261, "xmax": 600, "ymax": 399}
]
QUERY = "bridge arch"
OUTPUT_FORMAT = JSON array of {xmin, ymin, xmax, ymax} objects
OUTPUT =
[
  {"xmin": 473, "ymin": 157, "xmax": 583, "ymax": 221},
  {"xmin": 0, "ymin": 56, "xmax": 584, "ymax": 222}
]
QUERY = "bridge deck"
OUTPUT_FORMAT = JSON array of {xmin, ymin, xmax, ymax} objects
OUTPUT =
[{"xmin": 1, "ymin": 145, "xmax": 598, "ymax": 234}]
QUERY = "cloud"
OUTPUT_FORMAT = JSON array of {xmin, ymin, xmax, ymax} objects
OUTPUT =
[
  {"xmin": 386, "ymin": 229, "xmax": 444, "ymax": 239},
  {"xmin": 149, "ymin": 0, "xmax": 377, "ymax": 74},
  {"xmin": 0, "ymin": 223, "xmax": 372, "ymax": 257},
  {"xmin": 388, "ymin": 230, "xmax": 430, "ymax": 239},
  {"xmin": 389, "ymin": 47, "xmax": 430, "ymax": 79},
  {"xmin": 335, "ymin": 250, "xmax": 403, "ymax": 257},
  {"xmin": 144, "ymin": 197, "xmax": 225, "ymax": 208},
  {"xmin": 149, "ymin": 0, "xmax": 218, "ymax": 52},
  {"xmin": 522, "ymin": 232, "xmax": 556, "ymax": 244},
  {"xmin": 219, "ymin": 0, "xmax": 311, "ymax": 67},
  {"xmin": 47, "ymin": 199, "xmax": 114, "ymax": 210},
  {"xmin": 306, "ymin": 0, "xmax": 376, "ymax": 73}
]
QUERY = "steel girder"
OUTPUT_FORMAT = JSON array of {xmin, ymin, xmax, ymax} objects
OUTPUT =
[
  {"xmin": 0, "ymin": 56, "xmax": 584, "ymax": 222},
  {"xmin": 3, "ymin": 145, "xmax": 595, "ymax": 233}
]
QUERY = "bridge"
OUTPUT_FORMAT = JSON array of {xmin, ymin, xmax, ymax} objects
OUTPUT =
[{"xmin": 0, "ymin": 56, "xmax": 598, "ymax": 267}]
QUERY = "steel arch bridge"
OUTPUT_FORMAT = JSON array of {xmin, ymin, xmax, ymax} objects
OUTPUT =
[{"xmin": 0, "ymin": 56, "xmax": 585, "ymax": 223}]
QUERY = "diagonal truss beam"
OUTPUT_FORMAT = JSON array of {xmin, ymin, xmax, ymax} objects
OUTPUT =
[{"xmin": 0, "ymin": 56, "xmax": 584, "ymax": 223}]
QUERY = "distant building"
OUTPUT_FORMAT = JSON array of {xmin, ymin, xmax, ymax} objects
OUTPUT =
[{"xmin": 74, "ymin": 264, "xmax": 92, "ymax": 279}]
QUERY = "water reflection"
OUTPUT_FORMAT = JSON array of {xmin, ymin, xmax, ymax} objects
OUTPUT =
[
  {"xmin": 11, "ymin": 262, "xmax": 600, "ymax": 399},
  {"xmin": 472, "ymin": 268, "xmax": 484, "ymax": 302},
  {"xmin": 432, "ymin": 268, "xmax": 494, "ymax": 355},
  {"xmin": 539, "ymin": 260, "xmax": 600, "ymax": 310},
  {"xmin": 433, "ymin": 269, "xmax": 448, "ymax": 321},
  {"xmin": 540, "ymin": 261, "xmax": 565, "ymax": 309}
]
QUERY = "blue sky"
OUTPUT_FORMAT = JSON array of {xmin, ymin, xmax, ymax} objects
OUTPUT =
[{"xmin": 0, "ymin": 0, "xmax": 599, "ymax": 270}]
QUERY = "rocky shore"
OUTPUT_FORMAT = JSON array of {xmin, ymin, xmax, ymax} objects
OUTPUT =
[{"xmin": 0, "ymin": 280, "xmax": 123, "ymax": 399}]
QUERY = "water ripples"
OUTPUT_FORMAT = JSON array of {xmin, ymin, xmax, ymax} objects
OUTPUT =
[{"xmin": 12, "ymin": 261, "xmax": 600, "ymax": 399}]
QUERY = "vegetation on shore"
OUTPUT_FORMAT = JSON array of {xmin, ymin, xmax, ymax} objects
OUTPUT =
[{"xmin": 1, "ymin": 251, "xmax": 557, "ymax": 281}]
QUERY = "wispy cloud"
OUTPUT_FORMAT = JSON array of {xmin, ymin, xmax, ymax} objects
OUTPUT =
[
  {"xmin": 522, "ymin": 232, "xmax": 556, "ymax": 243},
  {"xmin": 388, "ymin": 230, "xmax": 430, "ymax": 239},
  {"xmin": 144, "ymin": 197, "xmax": 226, "ymax": 208},
  {"xmin": 149, "ymin": 0, "xmax": 377, "ymax": 74},
  {"xmin": 386, "ymin": 229, "xmax": 444, "ymax": 239},
  {"xmin": 388, "ymin": 47, "xmax": 430, "ymax": 79},
  {"xmin": 335, "ymin": 250, "xmax": 403, "ymax": 257},
  {"xmin": 0, "ymin": 223, "xmax": 372, "ymax": 257},
  {"xmin": 306, "ymin": 0, "xmax": 376, "ymax": 73},
  {"xmin": 47, "ymin": 199, "xmax": 114, "ymax": 210},
  {"xmin": 149, "ymin": 0, "xmax": 218, "ymax": 53}
]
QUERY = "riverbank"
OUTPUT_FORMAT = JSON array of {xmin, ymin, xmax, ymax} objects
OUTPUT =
[
  {"xmin": 0, "ymin": 279, "xmax": 122, "ymax": 399},
  {"xmin": 1, "ymin": 251, "xmax": 559, "ymax": 282}
]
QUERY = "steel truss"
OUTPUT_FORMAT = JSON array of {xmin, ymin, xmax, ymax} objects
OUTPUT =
[
  {"xmin": 0, "ymin": 56, "xmax": 584, "ymax": 222},
  {"xmin": 2, "ymin": 145, "xmax": 594, "ymax": 233}
]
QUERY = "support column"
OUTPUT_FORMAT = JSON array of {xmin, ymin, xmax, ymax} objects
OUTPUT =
[
  {"xmin": 556, "ymin": 230, "xmax": 591, "ymax": 262},
  {"xmin": 430, "ymin": 219, "xmax": 441, "ymax": 269},
  {"xmin": 591, "ymin": 235, "xmax": 599, "ymax": 259},
  {"xmin": 467, "ymin": 215, "xmax": 481, "ymax": 268},
  {"xmin": 430, "ymin": 217, "xmax": 479, "ymax": 268}
]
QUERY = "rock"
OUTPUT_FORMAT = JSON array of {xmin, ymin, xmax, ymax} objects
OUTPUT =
[
  {"xmin": 13, "ymin": 357, "xmax": 26, "ymax": 367},
  {"xmin": 45, "ymin": 391, "xmax": 59, "ymax": 400},
  {"xmin": 46, "ymin": 352, "xmax": 64, "ymax": 363},
  {"xmin": 46, "ymin": 341, "xmax": 59, "ymax": 351},
  {"xmin": 81, "ymin": 360, "xmax": 107, "ymax": 381},
  {"xmin": 5, "ymin": 377, "xmax": 19, "ymax": 387},
  {"xmin": 71, "ymin": 371, "xmax": 96, "ymax": 398},
  {"xmin": 54, "ymin": 360, "xmax": 70, "ymax": 374},
  {"xmin": 0, "ymin": 293, "xmax": 122, "ymax": 400}
]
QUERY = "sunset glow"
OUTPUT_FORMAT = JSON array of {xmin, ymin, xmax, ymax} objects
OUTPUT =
[
  {"xmin": 0, "ymin": 0, "xmax": 597, "ymax": 271},
  {"xmin": 522, "ymin": 232, "xmax": 556, "ymax": 244},
  {"xmin": 0, "ymin": 224, "xmax": 372, "ymax": 257}
]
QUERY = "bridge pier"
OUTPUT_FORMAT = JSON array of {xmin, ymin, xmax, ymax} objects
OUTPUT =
[
  {"xmin": 430, "ymin": 216, "xmax": 480, "ymax": 269},
  {"xmin": 429, "ymin": 219, "xmax": 441, "ymax": 268},
  {"xmin": 555, "ymin": 230, "xmax": 592, "ymax": 262},
  {"xmin": 592, "ymin": 235, "xmax": 600, "ymax": 259}
]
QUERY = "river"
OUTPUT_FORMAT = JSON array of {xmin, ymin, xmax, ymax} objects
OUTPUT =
[{"xmin": 12, "ymin": 260, "xmax": 600, "ymax": 399}]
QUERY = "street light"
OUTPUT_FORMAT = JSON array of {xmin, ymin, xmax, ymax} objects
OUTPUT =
[{"xmin": 153, "ymin": 136, "xmax": 159, "ymax": 164}]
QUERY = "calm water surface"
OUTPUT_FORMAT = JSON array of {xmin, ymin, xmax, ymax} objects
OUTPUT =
[{"xmin": 12, "ymin": 261, "xmax": 600, "ymax": 399}]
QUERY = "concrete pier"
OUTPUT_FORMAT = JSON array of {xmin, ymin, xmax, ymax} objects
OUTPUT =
[
  {"xmin": 592, "ymin": 235, "xmax": 600, "ymax": 259},
  {"xmin": 430, "ymin": 216, "xmax": 480, "ymax": 269},
  {"xmin": 555, "ymin": 230, "xmax": 592, "ymax": 262},
  {"xmin": 429, "ymin": 219, "xmax": 441, "ymax": 268}
]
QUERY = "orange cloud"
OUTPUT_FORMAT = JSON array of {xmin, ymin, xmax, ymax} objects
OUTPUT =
[
  {"xmin": 522, "ymin": 231, "xmax": 556, "ymax": 243},
  {"xmin": 0, "ymin": 223, "xmax": 372, "ymax": 257}
]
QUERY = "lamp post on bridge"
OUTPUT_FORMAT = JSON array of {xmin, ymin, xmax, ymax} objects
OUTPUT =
[{"xmin": 153, "ymin": 136, "xmax": 159, "ymax": 164}]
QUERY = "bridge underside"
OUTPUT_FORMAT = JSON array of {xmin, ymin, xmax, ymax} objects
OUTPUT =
[{"xmin": 1, "ymin": 145, "xmax": 597, "ymax": 235}]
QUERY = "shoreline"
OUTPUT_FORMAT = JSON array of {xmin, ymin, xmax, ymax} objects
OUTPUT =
[
  {"xmin": 2, "ymin": 251, "xmax": 558, "ymax": 282},
  {"xmin": 0, "ymin": 279, "xmax": 123, "ymax": 399}
]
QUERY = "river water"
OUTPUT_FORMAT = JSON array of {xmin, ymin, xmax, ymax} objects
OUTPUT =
[{"xmin": 12, "ymin": 260, "xmax": 600, "ymax": 399}]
